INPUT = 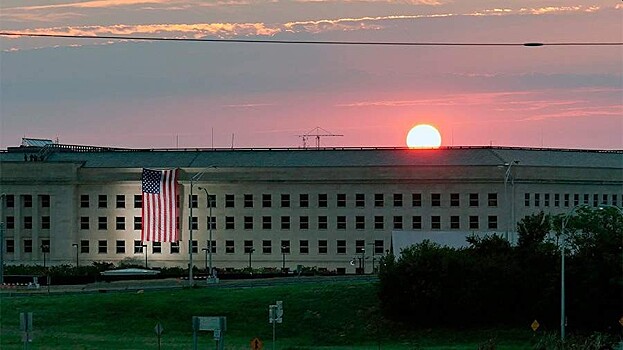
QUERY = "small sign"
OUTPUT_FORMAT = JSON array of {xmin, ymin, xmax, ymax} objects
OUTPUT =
[
  {"xmin": 250, "ymin": 337, "xmax": 263, "ymax": 350},
  {"xmin": 194, "ymin": 316, "xmax": 226, "ymax": 331},
  {"xmin": 154, "ymin": 323, "xmax": 164, "ymax": 336},
  {"xmin": 214, "ymin": 330, "xmax": 222, "ymax": 340},
  {"xmin": 531, "ymin": 320, "xmax": 540, "ymax": 332}
]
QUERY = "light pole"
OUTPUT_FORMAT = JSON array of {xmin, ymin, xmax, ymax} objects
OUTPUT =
[
  {"xmin": 248, "ymin": 248, "xmax": 255, "ymax": 270},
  {"xmin": 198, "ymin": 187, "xmax": 214, "ymax": 280},
  {"xmin": 187, "ymin": 168, "xmax": 216, "ymax": 286},
  {"xmin": 41, "ymin": 244, "xmax": 49, "ymax": 268},
  {"xmin": 281, "ymin": 246, "xmax": 287, "ymax": 271},
  {"xmin": 501, "ymin": 161, "xmax": 519, "ymax": 242},
  {"xmin": 72, "ymin": 243, "xmax": 79, "ymax": 268},
  {"xmin": 142, "ymin": 244, "xmax": 148, "ymax": 269},
  {"xmin": 360, "ymin": 248, "xmax": 366, "ymax": 274}
]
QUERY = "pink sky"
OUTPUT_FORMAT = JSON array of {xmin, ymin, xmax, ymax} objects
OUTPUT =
[{"xmin": 1, "ymin": 0, "xmax": 621, "ymax": 149}]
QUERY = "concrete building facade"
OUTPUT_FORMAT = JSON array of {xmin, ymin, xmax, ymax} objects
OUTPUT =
[{"xmin": 1, "ymin": 142, "xmax": 621, "ymax": 273}]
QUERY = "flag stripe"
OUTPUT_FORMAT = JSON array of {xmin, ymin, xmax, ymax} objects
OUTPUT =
[{"xmin": 141, "ymin": 168, "xmax": 179, "ymax": 242}]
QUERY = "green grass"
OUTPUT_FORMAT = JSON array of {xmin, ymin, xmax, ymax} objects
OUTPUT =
[{"xmin": 1, "ymin": 278, "xmax": 535, "ymax": 349}]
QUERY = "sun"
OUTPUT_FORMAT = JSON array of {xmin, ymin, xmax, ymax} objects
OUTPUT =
[{"xmin": 406, "ymin": 124, "xmax": 442, "ymax": 148}]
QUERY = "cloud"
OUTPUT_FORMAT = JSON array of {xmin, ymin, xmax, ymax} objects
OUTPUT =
[{"xmin": 293, "ymin": 0, "xmax": 443, "ymax": 4}]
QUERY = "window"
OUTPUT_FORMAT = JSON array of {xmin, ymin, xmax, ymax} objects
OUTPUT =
[
  {"xmin": 602, "ymin": 194, "xmax": 608, "ymax": 205},
  {"xmin": 564, "ymin": 194, "xmax": 570, "ymax": 207},
  {"xmin": 134, "ymin": 217, "xmax": 141, "ymax": 230},
  {"xmin": 336, "ymin": 240, "xmax": 346, "ymax": 254},
  {"xmin": 203, "ymin": 194, "xmax": 215, "ymax": 208},
  {"xmin": 281, "ymin": 240, "xmax": 290, "ymax": 254},
  {"xmin": 98, "ymin": 195, "xmax": 107, "ymax": 208},
  {"xmin": 262, "ymin": 216, "xmax": 272, "ymax": 230},
  {"xmin": 374, "ymin": 239, "xmax": 385, "ymax": 254},
  {"xmin": 244, "ymin": 216, "xmax": 253, "ymax": 230},
  {"xmin": 337, "ymin": 193, "xmax": 346, "ymax": 207},
  {"xmin": 450, "ymin": 193, "xmax": 460, "ymax": 207},
  {"xmin": 299, "ymin": 240, "xmax": 309, "ymax": 254},
  {"xmin": 189, "ymin": 217, "xmax": 198, "ymax": 230},
  {"xmin": 469, "ymin": 216, "xmax": 479, "ymax": 230},
  {"xmin": 189, "ymin": 194, "xmax": 198, "ymax": 208},
  {"xmin": 244, "ymin": 240, "xmax": 254, "ymax": 253},
  {"xmin": 431, "ymin": 193, "xmax": 441, "ymax": 207},
  {"xmin": 225, "ymin": 216, "xmax": 235, "ymax": 230},
  {"xmin": 299, "ymin": 194, "xmax": 309, "ymax": 208},
  {"xmin": 412, "ymin": 216, "xmax": 422, "ymax": 229},
  {"xmin": 299, "ymin": 216, "xmax": 309, "ymax": 230},
  {"xmin": 583, "ymin": 194, "xmax": 589, "ymax": 205},
  {"xmin": 488, "ymin": 216, "xmax": 498, "ymax": 229},
  {"xmin": 262, "ymin": 194, "xmax": 272, "ymax": 208},
  {"xmin": 318, "ymin": 216, "xmax": 328, "ymax": 230},
  {"xmin": 41, "ymin": 216, "xmax": 50, "ymax": 229},
  {"xmin": 6, "ymin": 239, "xmax": 14, "ymax": 253},
  {"xmin": 412, "ymin": 193, "xmax": 422, "ymax": 207},
  {"xmin": 613, "ymin": 194, "xmax": 618, "ymax": 207},
  {"xmin": 24, "ymin": 239, "xmax": 33, "ymax": 253},
  {"xmin": 116, "ymin": 217, "xmax": 125, "ymax": 230},
  {"xmin": 534, "ymin": 193, "xmax": 541, "ymax": 207},
  {"xmin": 134, "ymin": 240, "xmax": 144, "ymax": 253},
  {"xmin": 40, "ymin": 195, "xmax": 50, "ymax": 208},
  {"xmin": 6, "ymin": 216, "xmax": 14, "ymax": 229},
  {"xmin": 6, "ymin": 195, "xmax": 14, "ymax": 207},
  {"xmin": 206, "ymin": 240, "xmax": 217, "ymax": 254},
  {"xmin": 355, "ymin": 193, "xmax": 365, "ymax": 207},
  {"xmin": 393, "ymin": 193, "xmax": 403, "ymax": 207},
  {"xmin": 80, "ymin": 195, "xmax": 89, "ymax": 208},
  {"xmin": 80, "ymin": 240, "xmax": 90, "ymax": 253},
  {"xmin": 451, "ymin": 216, "xmax": 460, "ymax": 229},
  {"xmin": 116, "ymin": 240, "xmax": 125, "ymax": 254},
  {"xmin": 488, "ymin": 193, "xmax": 498, "ymax": 207},
  {"xmin": 244, "ymin": 194, "xmax": 254, "ymax": 208},
  {"xmin": 225, "ymin": 194, "xmax": 235, "ymax": 208},
  {"xmin": 281, "ymin": 216, "xmax": 290, "ymax": 230},
  {"xmin": 98, "ymin": 240, "xmax": 108, "ymax": 254},
  {"xmin": 337, "ymin": 216, "xmax": 346, "ymax": 230},
  {"xmin": 593, "ymin": 194, "xmax": 598, "ymax": 207},
  {"xmin": 262, "ymin": 240, "xmax": 272, "ymax": 254},
  {"xmin": 225, "ymin": 240, "xmax": 235, "ymax": 254},
  {"xmin": 525, "ymin": 193, "xmax": 530, "ymax": 207},
  {"xmin": 318, "ymin": 194, "xmax": 328, "ymax": 208},
  {"xmin": 374, "ymin": 194, "xmax": 384, "ymax": 207},
  {"xmin": 355, "ymin": 240, "xmax": 365, "ymax": 254},
  {"xmin": 544, "ymin": 194, "xmax": 550, "ymax": 207},
  {"xmin": 431, "ymin": 216, "xmax": 441, "ymax": 230},
  {"xmin": 147, "ymin": 241, "xmax": 159, "ymax": 254},
  {"xmin": 573, "ymin": 194, "xmax": 579, "ymax": 206},
  {"xmin": 355, "ymin": 216, "xmax": 365, "ymax": 230},
  {"xmin": 318, "ymin": 240, "xmax": 328, "ymax": 254},
  {"xmin": 116, "ymin": 195, "xmax": 125, "ymax": 208},
  {"xmin": 23, "ymin": 195, "xmax": 32, "ymax": 208},
  {"xmin": 134, "ymin": 195, "xmax": 142, "ymax": 208},
  {"xmin": 393, "ymin": 216, "xmax": 403, "ymax": 230},
  {"xmin": 170, "ymin": 242, "xmax": 180, "ymax": 254},
  {"xmin": 191, "ymin": 240, "xmax": 198, "ymax": 253},
  {"xmin": 207, "ymin": 216, "xmax": 216, "ymax": 230},
  {"xmin": 281, "ymin": 194, "xmax": 290, "ymax": 208},
  {"xmin": 469, "ymin": 193, "xmax": 479, "ymax": 207},
  {"xmin": 24, "ymin": 216, "xmax": 32, "ymax": 229},
  {"xmin": 374, "ymin": 216, "xmax": 384, "ymax": 230},
  {"xmin": 554, "ymin": 194, "xmax": 560, "ymax": 207}
]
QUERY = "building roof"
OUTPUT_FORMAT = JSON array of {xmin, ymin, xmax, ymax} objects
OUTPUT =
[{"xmin": 1, "ymin": 144, "xmax": 621, "ymax": 169}]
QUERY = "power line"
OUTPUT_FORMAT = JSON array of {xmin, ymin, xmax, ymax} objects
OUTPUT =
[{"xmin": 1, "ymin": 32, "xmax": 621, "ymax": 47}]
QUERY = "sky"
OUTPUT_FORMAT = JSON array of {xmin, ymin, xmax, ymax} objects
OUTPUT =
[{"xmin": 1, "ymin": 0, "xmax": 621, "ymax": 150}]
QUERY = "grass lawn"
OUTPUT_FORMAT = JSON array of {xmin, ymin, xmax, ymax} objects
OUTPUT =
[{"xmin": 1, "ymin": 278, "xmax": 536, "ymax": 349}]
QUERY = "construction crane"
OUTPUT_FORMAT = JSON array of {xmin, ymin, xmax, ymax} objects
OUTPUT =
[{"xmin": 297, "ymin": 127, "xmax": 343, "ymax": 149}]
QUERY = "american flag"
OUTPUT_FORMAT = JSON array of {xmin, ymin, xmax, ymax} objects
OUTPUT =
[{"xmin": 142, "ymin": 168, "xmax": 179, "ymax": 242}]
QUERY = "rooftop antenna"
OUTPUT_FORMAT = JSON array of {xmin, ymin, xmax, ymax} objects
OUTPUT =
[{"xmin": 297, "ymin": 127, "xmax": 343, "ymax": 149}]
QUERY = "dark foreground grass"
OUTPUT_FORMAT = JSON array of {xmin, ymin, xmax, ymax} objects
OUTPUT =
[{"xmin": 1, "ymin": 278, "xmax": 534, "ymax": 349}]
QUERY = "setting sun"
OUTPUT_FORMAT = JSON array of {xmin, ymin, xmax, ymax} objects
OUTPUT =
[{"xmin": 406, "ymin": 124, "xmax": 442, "ymax": 148}]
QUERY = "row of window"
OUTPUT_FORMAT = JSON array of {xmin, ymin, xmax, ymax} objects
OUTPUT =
[
  {"xmin": 6, "ymin": 192, "xmax": 621, "ymax": 210},
  {"xmin": 5, "ymin": 239, "xmax": 386, "ymax": 256},
  {"xmin": 524, "ymin": 193, "xmax": 620, "ymax": 208}
]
